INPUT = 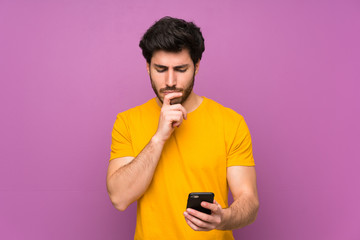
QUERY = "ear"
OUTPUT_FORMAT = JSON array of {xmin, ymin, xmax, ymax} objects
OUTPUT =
[
  {"xmin": 146, "ymin": 62, "xmax": 150, "ymax": 75},
  {"xmin": 195, "ymin": 61, "xmax": 200, "ymax": 75}
]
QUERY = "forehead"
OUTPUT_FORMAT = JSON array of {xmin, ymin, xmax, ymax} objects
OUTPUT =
[{"xmin": 151, "ymin": 49, "xmax": 192, "ymax": 66}]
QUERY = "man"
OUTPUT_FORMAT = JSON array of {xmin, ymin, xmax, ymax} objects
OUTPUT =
[{"xmin": 107, "ymin": 16, "xmax": 259, "ymax": 239}]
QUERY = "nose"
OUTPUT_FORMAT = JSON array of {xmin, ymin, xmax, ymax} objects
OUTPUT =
[{"xmin": 165, "ymin": 69, "xmax": 176, "ymax": 87}]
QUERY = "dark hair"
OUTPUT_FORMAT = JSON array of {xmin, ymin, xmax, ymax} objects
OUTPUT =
[{"xmin": 139, "ymin": 16, "xmax": 205, "ymax": 65}]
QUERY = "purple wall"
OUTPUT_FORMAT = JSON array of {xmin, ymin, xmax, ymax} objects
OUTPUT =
[{"xmin": 1, "ymin": 0, "xmax": 359, "ymax": 239}]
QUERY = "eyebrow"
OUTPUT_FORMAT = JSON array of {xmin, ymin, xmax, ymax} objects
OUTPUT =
[
  {"xmin": 174, "ymin": 64, "xmax": 189, "ymax": 69},
  {"xmin": 154, "ymin": 64, "xmax": 167, "ymax": 69}
]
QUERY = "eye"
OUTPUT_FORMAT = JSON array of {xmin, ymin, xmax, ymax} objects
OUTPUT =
[
  {"xmin": 177, "ymin": 68, "xmax": 187, "ymax": 73},
  {"xmin": 156, "ymin": 68, "xmax": 166, "ymax": 73}
]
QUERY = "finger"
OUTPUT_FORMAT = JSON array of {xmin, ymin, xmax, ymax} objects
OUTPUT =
[
  {"xmin": 184, "ymin": 212, "xmax": 212, "ymax": 231},
  {"xmin": 166, "ymin": 112, "xmax": 183, "ymax": 126},
  {"xmin": 170, "ymin": 97, "xmax": 182, "ymax": 105},
  {"xmin": 169, "ymin": 104, "xmax": 187, "ymax": 120},
  {"xmin": 213, "ymin": 199, "xmax": 223, "ymax": 214},
  {"xmin": 214, "ymin": 199, "xmax": 222, "ymax": 208},
  {"xmin": 163, "ymin": 92, "xmax": 183, "ymax": 106},
  {"xmin": 186, "ymin": 208, "xmax": 213, "ymax": 223},
  {"xmin": 185, "ymin": 218, "xmax": 209, "ymax": 231},
  {"xmin": 184, "ymin": 217, "xmax": 208, "ymax": 231},
  {"xmin": 172, "ymin": 119, "xmax": 183, "ymax": 128},
  {"xmin": 201, "ymin": 201, "xmax": 220, "ymax": 214}
]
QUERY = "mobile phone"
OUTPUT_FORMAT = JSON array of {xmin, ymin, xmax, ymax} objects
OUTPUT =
[{"xmin": 186, "ymin": 192, "xmax": 214, "ymax": 215}]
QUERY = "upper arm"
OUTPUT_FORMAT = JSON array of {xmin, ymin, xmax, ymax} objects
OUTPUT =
[
  {"xmin": 226, "ymin": 114, "xmax": 255, "ymax": 167},
  {"xmin": 227, "ymin": 166, "xmax": 258, "ymax": 201},
  {"xmin": 110, "ymin": 113, "xmax": 134, "ymax": 160}
]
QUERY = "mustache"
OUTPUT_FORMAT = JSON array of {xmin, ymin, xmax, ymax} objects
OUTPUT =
[{"xmin": 159, "ymin": 87, "xmax": 183, "ymax": 93}]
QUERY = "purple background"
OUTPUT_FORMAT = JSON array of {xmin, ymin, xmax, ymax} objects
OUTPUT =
[{"xmin": 1, "ymin": 0, "xmax": 359, "ymax": 239}]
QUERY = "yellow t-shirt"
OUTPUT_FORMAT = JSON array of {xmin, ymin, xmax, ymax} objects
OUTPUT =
[{"xmin": 110, "ymin": 97, "xmax": 255, "ymax": 240}]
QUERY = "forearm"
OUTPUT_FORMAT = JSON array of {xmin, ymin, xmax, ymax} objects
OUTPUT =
[
  {"xmin": 107, "ymin": 136, "xmax": 165, "ymax": 211},
  {"xmin": 219, "ymin": 193, "xmax": 259, "ymax": 230}
]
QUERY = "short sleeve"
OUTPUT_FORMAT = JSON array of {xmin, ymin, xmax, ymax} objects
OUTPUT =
[
  {"xmin": 109, "ymin": 113, "xmax": 135, "ymax": 161},
  {"xmin": 226, "ymin": 115, "xmax": 255, "ymax": 167}
]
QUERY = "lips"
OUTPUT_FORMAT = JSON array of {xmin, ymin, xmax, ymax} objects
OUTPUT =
[
  {"xmin": 160, "ymin": 89, "xmax": 183, "ymax": 95},
  {"xmin": 162, "ymin": 91, "xmax": 181, "ymax": 94}
]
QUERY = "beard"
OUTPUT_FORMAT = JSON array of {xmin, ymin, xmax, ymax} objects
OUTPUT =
[{"xmin": 150, "ymin": 72, "xmax": 195, "ymax": 105}]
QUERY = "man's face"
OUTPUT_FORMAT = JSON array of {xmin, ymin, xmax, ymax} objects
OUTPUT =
[{"xmin": 147, "ymin": 49, "xmax": 199, "ymax": 104}]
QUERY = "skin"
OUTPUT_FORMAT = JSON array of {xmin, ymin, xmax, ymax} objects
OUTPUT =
[
  {"xmin": 183, "ymin": 166, "xmax": 259, "ymax": 231},
  {"xmin": 106, "ymin": 49, "xmax": 259, "ymax": 231},
  {"xmin": 147, "ymin": 49, "xmax": 202, "ymax": 113}
]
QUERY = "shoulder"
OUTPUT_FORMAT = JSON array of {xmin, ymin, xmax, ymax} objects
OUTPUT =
[
  {"xmin": 204, "ymin": 97, "xmax": 245, "ymax": 123},
  {"xmin": 115, "ymin": 98, "xmax": 159, "ymax": 121}
]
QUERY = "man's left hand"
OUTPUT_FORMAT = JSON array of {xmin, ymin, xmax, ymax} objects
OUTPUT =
[{"xmin": 183, "ymin": 200, "xmax": 226, "ymax": 231}]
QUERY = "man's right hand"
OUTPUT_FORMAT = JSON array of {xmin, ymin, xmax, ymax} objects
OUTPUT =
[
  {"xmin": 107, "ymin": 93, "xmax": 187, "ymax": 211},
  {"xmin": 154, "ymin": 92, "xmax": 187, "ymax": 143}
]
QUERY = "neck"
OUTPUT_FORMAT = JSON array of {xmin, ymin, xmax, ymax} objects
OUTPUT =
[{"xmin": 155, "ymin": 91, "xmax": 203, "ymax": 113}]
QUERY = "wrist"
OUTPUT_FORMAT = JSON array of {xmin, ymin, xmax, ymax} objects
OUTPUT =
[
  {"xmin": 217, "ymin": 207, "xmax": 232, "ymax": 230},
  {"xmin": 151, "ymin": 134, "xmax": 166, "ymax": 146}
]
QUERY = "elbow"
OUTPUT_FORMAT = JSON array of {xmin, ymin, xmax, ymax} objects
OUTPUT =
[
  {"xmin": 107, "ymin": 185, "xmax": 131, "ymax": 211},
  {"xmin": 113, "ymin": 202, "xmax": 129, "ymax": 212},
  {"xmin": 250, "ymin": 199, "xmax": 260, "ymax": 224},
  {"xmin": 106, "ymin": 178, "xmax": 139, "ymax": 212},
  {"xmin": 107, "ymin": 181, "xmax": 131, "ymax": 211},
  {"xmin": 109, "ymin": 195, "xmax": 130, "ymax": 212}
]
